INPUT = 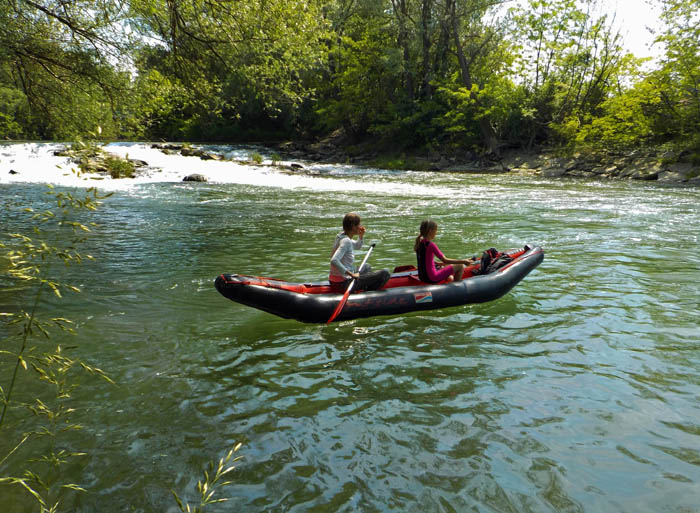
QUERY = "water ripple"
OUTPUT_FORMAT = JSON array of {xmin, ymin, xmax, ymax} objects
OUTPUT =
[{"xmin": 2, "ymin": 147, "xmax": 700, "ymax": 512}]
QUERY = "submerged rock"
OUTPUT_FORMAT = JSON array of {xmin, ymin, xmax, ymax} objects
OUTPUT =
[
  {"xmin": 50, "ymin": 145, "xmax": 139, "ymax": 178},
  {"xmin": 152, "ymin": 143, "xmax": 183, "ymax": 151},
  {"xmin": 153, "ymin": 143, "xmax": 223, "ymax": 162},
  {"xmin": 183, "ymin": 173, "xmax": 208, "ymax": 182},
  {"xmin": 542, "ymin": 167, "xmax": 567, "ymax": 178},
  {"xmin": 180, "ymin": 147, "xmax": 208, "ymax": 158}
]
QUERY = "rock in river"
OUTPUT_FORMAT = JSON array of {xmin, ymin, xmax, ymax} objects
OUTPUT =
[{"xmin": 182, "ymin": 173, "xmax": 208, "ymax": 182}]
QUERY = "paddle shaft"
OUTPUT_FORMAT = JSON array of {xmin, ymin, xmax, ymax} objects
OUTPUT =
[{"xmin": 326, "ymin": 243, "xmax": 376, "ymax": 324}]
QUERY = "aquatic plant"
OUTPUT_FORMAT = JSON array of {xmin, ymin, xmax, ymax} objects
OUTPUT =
[
  {"xmin": 1, "ymin": 169, "xmax": 243, "ymax": 512},
  {"xmin": 172, "ymin": 443, "xmax": 243, "ymax": 513},
  {"xmin": 0, "ymin": 177, "xmax": 113, "ymax": 511}
]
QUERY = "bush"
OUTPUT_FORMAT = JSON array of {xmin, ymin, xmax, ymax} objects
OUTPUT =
[{"xmin": 104, "ymin": 156, "xmax": 135, "ymax": 178}]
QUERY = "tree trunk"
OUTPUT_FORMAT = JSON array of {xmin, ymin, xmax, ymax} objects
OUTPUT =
[
  {"xmin": 420, "ymin": 0, "xmax": 433, "ymax": 99},
  {"xmin": 448, "ymin": 0, "xmax": 499, "ymax": 154},
  {"xmin": 392, "ymin": 0, "xmax": 414, "ymax": 102}
]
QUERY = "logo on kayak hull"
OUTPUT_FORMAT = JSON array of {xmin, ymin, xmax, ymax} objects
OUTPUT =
[{"xmin": 414, "ymin": 292, "xmax": 433, "ymax": 304}]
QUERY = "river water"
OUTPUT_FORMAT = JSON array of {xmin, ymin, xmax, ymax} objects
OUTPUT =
[{"xmin": 1, "ymin": 143, "xmax": 699, "ymax": 512}]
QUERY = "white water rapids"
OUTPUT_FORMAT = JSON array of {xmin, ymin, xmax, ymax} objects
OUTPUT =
[{"xmin": 0, "ymin": 141, "xmax": 463, "ymax": 197}]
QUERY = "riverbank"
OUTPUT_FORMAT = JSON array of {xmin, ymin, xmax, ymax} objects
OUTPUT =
[
  {"xmin": 271, "ymin": 135, "xmax": 700, "ymax": 185},
  {"xmin": 4, "ymin": 139, "xmax": 699, "ymax": 185},
  {"xmin": 500, "ymin": 148, "xmax": 700, "ymax": 184}
]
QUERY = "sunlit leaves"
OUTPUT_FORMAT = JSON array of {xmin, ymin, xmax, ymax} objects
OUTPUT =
[
  {"xmin": 125, "ymin": 0, "xmax": 329, "ymax": 138},
  {"xmin": 172, "ymin": 443, "xmax": 244, "ymax": 513},
  {"xmin": 546, "ymin": 0, "xmax": 700, "ymax": 152},
  {"xmin": 0, "ymin": 1, "xmax": 132, "ymax": 138},
  {"xmin": 653, "ymin": 0, "xmax": 700, "ymax": 141},
  {"xmin": 505, "ymin": 0, "xmax": 632, "ymax": 147},
  {"xmin": 1, "ymin": 183, "xmax": 114, "ymax": 511}
]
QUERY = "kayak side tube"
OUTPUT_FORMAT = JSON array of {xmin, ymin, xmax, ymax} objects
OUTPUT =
[{"xmin": 215, "ymin": 246, "xmax": 544, "ymax": 323}]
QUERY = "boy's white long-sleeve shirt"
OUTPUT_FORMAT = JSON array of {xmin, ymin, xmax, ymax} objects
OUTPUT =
[{"xmin": 329, "ymin": 233, "xmax": 363, "ymax": 280}]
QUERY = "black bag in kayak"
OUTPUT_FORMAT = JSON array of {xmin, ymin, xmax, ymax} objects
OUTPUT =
[{"xmin": 475, "ymin": 248, "xmax": 513, "ymax": 275}]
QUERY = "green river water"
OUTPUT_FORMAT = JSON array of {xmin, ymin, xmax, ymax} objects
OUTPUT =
[{"xmin": 1, "ymin": 143, "xmax": 699, "ymax": 512}]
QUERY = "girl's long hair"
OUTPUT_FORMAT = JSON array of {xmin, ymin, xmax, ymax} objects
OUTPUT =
[{"xmin": 414, "ymin": 219, "xmax": 437, "ymax": 252}]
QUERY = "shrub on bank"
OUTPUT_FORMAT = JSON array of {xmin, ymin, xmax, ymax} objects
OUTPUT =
[{"xmin": 104, "ymin": 155, "xmax": 135, "ymax": 178}]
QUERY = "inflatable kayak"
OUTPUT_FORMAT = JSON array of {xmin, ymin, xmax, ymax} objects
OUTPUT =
[{"xmin": 215, "ymin": 245, "xmax": 543, "ymax": 323}]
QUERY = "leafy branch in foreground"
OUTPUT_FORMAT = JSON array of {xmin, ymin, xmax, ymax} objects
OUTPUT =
[
  {"xmin": 1, "ymin": 179, "xmax": 114, "ymax": 512},
  {"xmin": 172, "ymin": 443, "xmax": 243, "ymax": 513}
]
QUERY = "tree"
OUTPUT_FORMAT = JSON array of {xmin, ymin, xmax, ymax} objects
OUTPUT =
[
  {"xmin": 315, "ymin": 0, "xmax": 514, "ymax": 153},
  {"xmin": 651, "ymin": 0, "xmax": 700, "ymax": 147},
  {"xmin": 510, "ymin": 0, "xmax": 628, "ymax": 148},
  {"xmin": 126, "ymin": 0, "xmax": 329, "ymax": 139},
  {"xmin": 444, "ymin": 0, "xmax": 509, "ymax": 153},
  {"xmin": 547, "ymin": 0, "xmax": 700, "ymax": 154},
  {"xmin": 0, "ymin": 0, "xmax": 131, "ymax": 139}
]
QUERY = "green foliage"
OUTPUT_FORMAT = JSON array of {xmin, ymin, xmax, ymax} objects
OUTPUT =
[
  {"xmin": 369, "ymin": 154, "xmax": 431, "ymax": 171},
  {"xmin": 172, "ymin": 443, "xmax": 243, "ymax": 513},
  {"xmin": 0, "ymin": 87, "xmax": 28, "ymax": 139},
  {"xmin": 509, "ymin": 0, "xmax": 630, "ymax": 148},
  {"xmin": 314, "ymin": 0, "xmax": 514, "ymax": 151},
  {"xmin": 650, "ymin": 0, "xmax": 700, "ymax": 142},
  {"xmin": 249, "ymin": 151, "xmax": 263, "ymax": 164},
  {"xmin": 1, "ymin": 0, "xmax": 699, "ymax": 154},
  {"xmin": 104, "ymin": 156, "xmax": 135, "ymax": 178},
  {"xmin": 559, "ymin": 78, "xmax": 660, "ymax": 151},
  {"xmin": 123, "ymin": 67, "xmax": 226, "ymax": 140},
  {"xmin": 545, "ymin": 0, "xmax": 699, "ymax": 154},
  {"xmin": 1, "ymin": 180, "xmax": 114, "ymax": 511},
  {"xmin": 0, "ymin": 0, "xmax": 130, "ymax": 140},
  {"xmin": 315, "ymin": 24, "xmax": 401, "ymax": 139},
  {"xmin": 0, "ymin": 111, "xmax": 23, "ymax": 139},
  {"xmin": 125, "ymin": 0, "xmax": 329, "ymax": 140},
  {"xmin": 434, "ymin": 82, "xmax": 482, "ymax": 145},
  {"xmin": 121, "ymin": 69, "xmax": 188, "ymax": 139}
]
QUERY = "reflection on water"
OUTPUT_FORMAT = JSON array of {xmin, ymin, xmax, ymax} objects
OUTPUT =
[{"xmin": 1, "ymin": 143, "xmax": 699, "ymax": 512}]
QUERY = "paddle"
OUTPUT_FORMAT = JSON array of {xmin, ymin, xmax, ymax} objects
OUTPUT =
[{"xmin": 326, "ymin": 243, "xmax": 376, "ymax": 324}]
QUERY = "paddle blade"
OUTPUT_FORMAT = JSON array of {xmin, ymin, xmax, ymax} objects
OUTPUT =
[
  {"xmin": 326, "ymin": 243, "xmax": 374, "ymax": 324},
  {"xmin": 326, "ymin": 284, "xmax": 353, "ymax": 324}
]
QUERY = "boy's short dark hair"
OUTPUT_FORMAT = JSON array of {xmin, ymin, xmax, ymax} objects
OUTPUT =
[{"xmin": 342, "ymin": 213, "xmax": 361, "ymax": 232}]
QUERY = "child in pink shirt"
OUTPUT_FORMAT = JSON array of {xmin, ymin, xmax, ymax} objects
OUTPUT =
[{"xmin": 414, "ymin": 219, "xmax": 474, "ymax": 283}]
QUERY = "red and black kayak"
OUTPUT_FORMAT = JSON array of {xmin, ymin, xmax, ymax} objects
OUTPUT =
[{"xmin": 214, "ymin": 245, "xmax": 544, "ymax": 323}]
